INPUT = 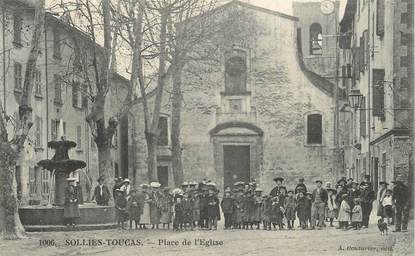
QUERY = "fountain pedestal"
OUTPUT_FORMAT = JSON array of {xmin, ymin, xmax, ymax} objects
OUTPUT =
[
  {"xmin": 37, "ymin": 140, "xmax": 86, "ymax": 206},
  {"xmin": 19, "ymin": 138, "xmax": 117, "ymax": 231}
]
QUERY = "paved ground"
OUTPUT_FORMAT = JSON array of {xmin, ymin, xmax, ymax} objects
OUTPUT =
[{"xmin": 1, "ymin": 222, "xmax": 413, "ymax": 256}]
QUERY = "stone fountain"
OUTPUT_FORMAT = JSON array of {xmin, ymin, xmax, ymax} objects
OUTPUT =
[
  {"xmin": 37, "ymin": 138, "xmax": 86, "ymax": 205},
  {"xmin": 18, "ymin": 137, "xmax": 117, "ymax": 231}
]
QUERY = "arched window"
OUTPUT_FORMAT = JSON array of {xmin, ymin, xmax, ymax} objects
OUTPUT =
[
  {"xmin": 307, "ymin": 114, "xmax": 322, "ymax": 144},
  {"xmin": 310, "ymin": 23, "xmax": 323, "ymax": 55},
  {"xmin": 225, "ymin": 50, "xmax": 247, "ymax": 94}
]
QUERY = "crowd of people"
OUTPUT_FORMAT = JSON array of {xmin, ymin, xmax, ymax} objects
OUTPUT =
[{"xmin": 63, "ymin": 174, "xmax": 410, "ymax": 233}]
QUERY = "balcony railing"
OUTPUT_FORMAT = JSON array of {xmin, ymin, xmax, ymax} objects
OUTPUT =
[{"xmin": 215, "ymin": 109, "xmax": 257, "ymax": 124}]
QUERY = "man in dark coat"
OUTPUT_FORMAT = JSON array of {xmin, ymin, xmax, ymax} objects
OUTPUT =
[
  {"xmin": 112, "ymin": 177, "xmax": 123, "ymax": 200},
  {"xmin": 295, "ymin": 178, "xmax": 307, "ymax": 195},
  {"xmin": 359, "ymin": 181, "xmax": 375, "ymax": 228},
  {"xmin": 310, "ymin": 180, "xmax": 328, "ymax": 229},
  {"xmin": 270, "ymin": 177, "xmax": 284, "ymax": 197},
  {"xmin": 64, "ymin": 178, "xmax": 80, "ymax": 227},
  {"xmin": 221, "ymin": 189, "xmax": 234, "ymax": 229},
  {"xmin": 94, "ymin": 176, "xmax": 111, "ymax": 206},
  {"xmin": 392, "ymin": 180, "xmax": 410, "ymax": 232}
]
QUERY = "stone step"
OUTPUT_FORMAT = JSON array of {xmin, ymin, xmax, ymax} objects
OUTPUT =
[{"xmin": 24, "ymin": 223, "xmax": 118, "ymax": 232}]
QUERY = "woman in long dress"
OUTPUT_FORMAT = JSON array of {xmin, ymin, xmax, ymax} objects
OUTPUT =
[
  {"xmin": 64, "ymin": 178, "xmax": 80, "ymax": 227},
  {"xmin": 159, "ymin": 187, "xmax": 173, "ymax": 229},
  {"xmin": 149, "ymin": 184, "xmax": 162, "ymax": 229},
  {"xmin": 139, "ymin": 184, "xmax": 151, "ymax": 229}
]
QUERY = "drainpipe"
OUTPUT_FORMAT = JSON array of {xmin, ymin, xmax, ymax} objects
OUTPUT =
[
  {"xmin": 367, "ymin": 0, "xmax": 371, "ymax": 178},
  {"xmin": 2, "ymin": 5, "xmax": 6, "ymax": 115},
  {"xmin": 44, "ymin": 16, "xmax": 49, "ymax": 158}
]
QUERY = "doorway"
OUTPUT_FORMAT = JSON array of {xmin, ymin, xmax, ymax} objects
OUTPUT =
[
  {"xmin": 223, "ymin": 145, "xmax": 250, "ymax": 189},
  {"xmin": 157, "ymin": 166, "xmax": 169, "ymax": 187}
]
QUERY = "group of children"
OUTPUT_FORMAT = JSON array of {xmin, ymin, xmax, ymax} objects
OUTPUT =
[{"xmin": 112, "ymin": 176, "xmax": 376, "ymax": 232}]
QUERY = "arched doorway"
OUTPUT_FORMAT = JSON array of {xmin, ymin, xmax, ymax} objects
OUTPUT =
[{"xmin": 209, "ymin": 122, "xmax": 263, "ymax": 189}]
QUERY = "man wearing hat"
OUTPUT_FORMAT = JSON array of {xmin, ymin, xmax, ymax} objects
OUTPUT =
[
  {"xmin": 392, "ymin": 179, "xmax": 410, "ymax": 232},
  {"xmin": 360, "ymin": 181, "xmax": 375, "ymax": 228},
  {"xmin": 295, "ymin": 178, "xmax": 307, "ymax": 195},
  {"xmin": 311, "ymin": 180, "xmax": 328, "ymax": 229},
  {"xmin": 112, "ymin": 177, "xmax": 123, "ymax": 200},
  {"xmin": 270, "ymin": 177, "xmax": 284, "ymax": 197},
  {"xmin": 94, "ymin": 176, "xmax": 110, "ymax": 206},
  {"xmin": 377, "ymin": 181, "xmax": 389, "ymax": 219},
  {"xmin": 64, "ymin": 177, "xmax": 81, "ymax": 227},
  {"xmin": 120, "ymin": 178, "xmax": 132, "ymax": 199}
]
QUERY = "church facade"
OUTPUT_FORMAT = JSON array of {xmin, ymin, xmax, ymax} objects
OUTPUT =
[{"xmin": 132, "ymin": 1, "xmax": 343, "ymax": 192}]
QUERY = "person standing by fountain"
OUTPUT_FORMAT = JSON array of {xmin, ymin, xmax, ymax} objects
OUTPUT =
[
  {"xmin": 94, "ymin": 176, "xmax": 110, "ymax": 206},
  {"xmin": 64, "ymin": 178, "xmax": 81, "ymax": 227}
]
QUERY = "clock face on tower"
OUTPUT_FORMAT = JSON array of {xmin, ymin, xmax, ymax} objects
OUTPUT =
[{"xmin": 320, "ymin": 0, "xmax": 335, "ymax": 15}]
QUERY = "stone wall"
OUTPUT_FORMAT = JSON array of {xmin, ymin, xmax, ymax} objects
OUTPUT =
[{"xmin": 132, "ymin": 2, "xmax": 337, "ymax": 193}]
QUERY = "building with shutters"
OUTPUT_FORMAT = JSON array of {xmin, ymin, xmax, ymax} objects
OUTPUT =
[
  {"xmin": 339, "ymin": 0, "xmax": 413, "ymax": 192},
  {"xmin": 0, "ymin": 0, "xmax": 131, "ymax": 205},
  {"xmin": 131, "ymin": 1, "xmax": 346, "ymax": 192}
]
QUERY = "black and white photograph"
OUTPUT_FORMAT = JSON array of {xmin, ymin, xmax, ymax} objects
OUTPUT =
[{"xmin": 0, "ymin": 0, "xmax": 413, "ymax": 255}]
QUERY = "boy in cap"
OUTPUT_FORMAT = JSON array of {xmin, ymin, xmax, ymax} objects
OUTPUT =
[
  {"xmin": 189, "ymin": 188, "xmax": 200, "ymax": 230},
  {"xmin": 252, "ymin": 188, "xmax": 263, "ymax": 229},
  {"xmin": 173, "ymin": 194, "xmax": 184, "ymax": 231},
  {"xmin": 207, "ymin": 189, "xmax": 220, "ymax": 230},
  {"xmin": 285, "ymin": 190, "xmax": 296, "ymax": 230},
  {"xmin": 311, "ymin": 180, "xmax": 328, "ymax": 229},
  {"xmin": 221, "ymin": 188, "xmax": 235, "ymax": 229},
  {"xmin": 127, "ymin": 189, "xmax": 141, "ymax": 229}
]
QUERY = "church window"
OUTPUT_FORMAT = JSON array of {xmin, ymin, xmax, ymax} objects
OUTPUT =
[
  {"xmin": 157, "ymin": 116, "xmax": 169, "ymax": 146},
  {"xmin": 310, "ymin": 23, "xmax": 323, "ymax": 55},
  {"xmin": 307, "ymin": 114, "xmax": 322, "ymax": 144},
  {"xmin": 225, "ymin": 50, "xmax": 247, "ymax": 94}
]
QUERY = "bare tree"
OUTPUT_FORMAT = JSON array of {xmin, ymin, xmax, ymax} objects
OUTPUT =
[
  {"xmin": 55, "ymin": 0, "xmax": 138, "ymax": 185},
  {"xmin": 0, "ymin": 0, "xmax": 45, "ymax": 239}
]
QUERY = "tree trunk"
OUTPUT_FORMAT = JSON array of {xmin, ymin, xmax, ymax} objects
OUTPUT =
[
  {"xmin": 0, "ymin": 142, "xmax": 25, "ymax": 239},
  {"xmin": 145, "ymin": 11, "xmax": 169, "ymax": 183},
  {"xmin": 145, "ymin": 132, "xmax": 158, "ymax": 182},
  {"xmin": 97, "ymin": 141, "xmax": 113, "ymax": 190},
  {"xmin": 171, "ymin": 62, "xmax": 184, "ymax": 186}
]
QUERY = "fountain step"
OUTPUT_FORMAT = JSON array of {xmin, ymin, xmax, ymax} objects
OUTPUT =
[{"xmin": 24, "ymin": 223, "xmax": 118, "ymax": 232}]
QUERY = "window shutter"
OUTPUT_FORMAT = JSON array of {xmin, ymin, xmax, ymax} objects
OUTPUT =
[
  {"xmin": 347, "ymin": 64, "xmax": 352, "ymax": 78},
  {"xmin": 72, "ymin": 83, "xmax": 79, "ymax": 108},
  {"xmin": 360, "ymin": 97, "xmax": 366, "ymax": 137},
  {"xmin": 82, "ymin": 84, "xmax": 88, "ymax": 109},
  {"xmin": 372, "ymin": 69, "xmax": 385, "ymax": 117},
  {"xmin": 363, "ymin": 30, "xmax": 369, "ymax": 66},
  {"xmin": 359, "ymin": 36, "xmax": 365, "ymax": 72},
  {"xmin": 353, "ymin": 47, "xmax": 360, "ymax": 83},
  {"xmin": 376, "ymin": 0, "xmax": 385, "ymax": 36},
  {"xmin": 51, "ymin": 120, "xmax": 57, "ymax": 141},
  {"xmin": 342, "ymin": 65, "xmax": 346, "ymax": 88}
]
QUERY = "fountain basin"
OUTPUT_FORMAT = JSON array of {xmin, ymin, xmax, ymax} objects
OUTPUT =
[{"xmin": 19, "ymin": 203, "xmax": 117, "ymax": 232}]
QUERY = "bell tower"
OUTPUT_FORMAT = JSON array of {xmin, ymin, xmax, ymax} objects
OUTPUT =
[{"xmin": 293, "ymin": 0, "xmax": 340, "ymax": 83}]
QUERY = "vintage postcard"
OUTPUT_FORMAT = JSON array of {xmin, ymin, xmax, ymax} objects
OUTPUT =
[{"xmin": 0, "ymin": 0, "xmax": 413, "ymax": 255}]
